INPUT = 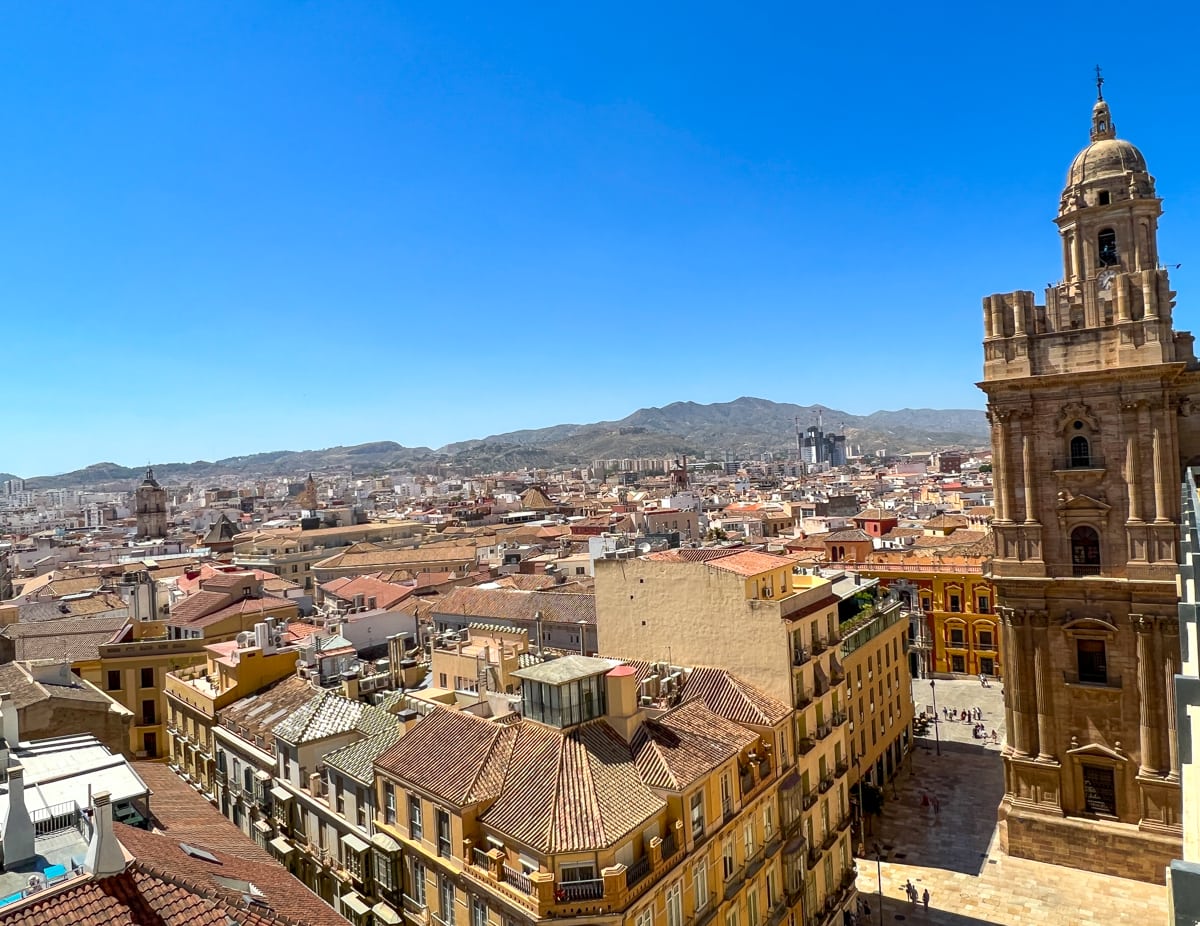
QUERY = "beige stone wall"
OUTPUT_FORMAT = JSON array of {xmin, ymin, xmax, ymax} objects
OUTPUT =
[{"xmin": 594, "ymin": 558, "xmax": 792, "ymax": 704}]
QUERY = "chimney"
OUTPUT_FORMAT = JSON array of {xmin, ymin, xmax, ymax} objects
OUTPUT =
[
  {"xmin": 3, "ymin": 764, "xmax": 34, "ymax": 867},
  {"xmin": 0, "ymin": 693, "xmax": 18, "ymax": 749},
  {"xmin": 84, "ymin": 791, "xmax": 126, "ymax": 877},
  {"xmin": 604, "ymin": 665, "xmax": 642, "ymax": 742}
]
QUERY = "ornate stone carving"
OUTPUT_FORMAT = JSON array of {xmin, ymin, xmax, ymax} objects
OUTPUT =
[{"xmin": 1058, "ymin": 401, "xmax": 1099, "ymax": 432}]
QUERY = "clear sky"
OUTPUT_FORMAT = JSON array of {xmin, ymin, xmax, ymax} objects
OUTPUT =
[{"xmin": 4, "ymin": 2, "xmax": 1200, "ymax": 477}]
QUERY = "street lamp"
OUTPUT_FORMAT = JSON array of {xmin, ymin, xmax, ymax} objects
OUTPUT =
[
  {"xmin": 872, "ymin": 843, "xmax": 885, "ymax": 926},
  {"xmin": 929, "ymin": 680, "xmax": 941, "ymax": 756}
]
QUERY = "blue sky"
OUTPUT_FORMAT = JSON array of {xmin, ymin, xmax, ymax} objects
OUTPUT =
[{"xmin": 4, "ymin": 2, "xmax": 1200, "ymax": 477}]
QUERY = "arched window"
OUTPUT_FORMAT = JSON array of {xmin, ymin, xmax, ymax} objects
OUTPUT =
[
  {"xmin": 1070, "ymin": 435, "xmax": 1091, "ymax": 468},
  {"xmin": 1071, "ymin": 526, "xmax": 1101, "ymax": 577},
  {"xmin": 1098, "ymin": 228, "xmax": 1118, "ymax": 267}
]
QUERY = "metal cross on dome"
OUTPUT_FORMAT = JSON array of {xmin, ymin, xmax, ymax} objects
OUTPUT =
[{"xmin": 1095, "ymin": 65, "xmax": 1104, "ymax": 101}]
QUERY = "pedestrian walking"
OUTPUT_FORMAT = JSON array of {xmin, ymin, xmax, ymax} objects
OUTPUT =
[
  {"xmin": 922, "ymin": 889, "xmax": 930, "ymax": 911},
  {"xmin": 979, "ymin": 673, "xmax": 986, "ymax": 687}
]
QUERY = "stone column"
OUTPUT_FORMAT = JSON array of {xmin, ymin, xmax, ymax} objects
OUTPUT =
[
  {"xmin": 983, "ymin": 296, "xmax": 995, "ymax": 339},
  {"xmin": 1022, "ymin": 427, "xmax": 1038, "ymax": 525},
  {"xmin": 1124, "ymin": 402, "xmax": 1143, "ymax": 522},
  {"xmin": 1135, "ymin": 616, "xmax": 1158, "ymax": 776},
  {"xmin": 1153, "ymin": 411, "xmax": 1170, "ymax": 523},
  {"xmin": 999, "ymin": 609, "xmax": 1016, "ymax": 747},
  {"xmin": 1143, "ymin": 268, "xmax": 1158, "ymax": 319},
  {"xmin": 1116, "ymin": 274, "xmax": 1130, "ymax": 322},
  {"xmin": 1163, "ymin": 620, "xmax": 1181, "ymax": 780},
  {"xmin": 1033, "ymin": 615, "xmax": 1054, "ymax": 761},
  {"xmin": 1007, "ymin": 612, "xmax": 1036, "ymax": 757},
  {"xmin": 993, "ymin": 411, "xmax": 1014, "ymax": 523}
]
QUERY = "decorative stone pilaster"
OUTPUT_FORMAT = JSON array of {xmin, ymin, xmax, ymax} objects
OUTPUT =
[
  {"xmin": 1134, "ymin": 615, "xmax": 1159, "ymax": 775},
  {"xmin": 1122, "ymin": 400, "xmax": 1144, "ymax": 523},
  {"xmin": 1162, "ymin": 619, "xmax": 1181, "ymax": 780},
  {"xmin": 1021, "ymin": 425, "xmax": 1038, "ymax": 525},
  {"xmin": 991, "ymin": 409, "xmax": 1015, "ymax": 523},
  {"xmin": 998, "ymin": 608, "xmax": 1016, "ymax": 752},
  {"xmin": 1032, "ymin": 613, "xmax": 1054, "ymax": 761}
]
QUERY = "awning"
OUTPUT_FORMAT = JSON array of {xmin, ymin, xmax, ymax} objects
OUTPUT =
[
  {"xmin": 373, "ymin": 901, "xmax": 404, "ymax": 925},
  {"xmin": 269, "ymin": 836, "xmax": 294, "ymax": 856},
  {"xmin": 779, "ymin": 770, "xmax": 801, "ymax": 793},
  {"xmin": 341, "ymin": 892, "xmax": 372, "ymax": 916},
  {"xmin": 269, "ymin": 786, "xmax": 292, "ymax": 803},
  {"xmin": 253, "ymin": 819, "xmax": 273, "ymax": 835},
  {"xmin": 371, "ymin": 831, "xmax": 402, "ymax": 853},
  {"xmin": 784, "ymin": 835, "xmax": 807, "ymax": 855},
  {"xmin": 341, "ymin": 832, "xmax": 370, "ymax": 854}
]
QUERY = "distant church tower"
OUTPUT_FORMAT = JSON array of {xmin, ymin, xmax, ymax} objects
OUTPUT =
[
  {"xmin": 979, "ymin": 81, "xmax": 1197, "ymax": 882},
  {"xmin": 134, "ymin": 468, "xmax": 168, "ymax": 539}
]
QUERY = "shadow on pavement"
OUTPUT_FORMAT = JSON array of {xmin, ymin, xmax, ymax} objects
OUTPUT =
[
  {"xmin": 860, "ymin": 731, "xmax": 1005, "ymax": 877},
  {"xmin": 851, "ymin": 890, "xmax": 1007, "ymax": 926}
]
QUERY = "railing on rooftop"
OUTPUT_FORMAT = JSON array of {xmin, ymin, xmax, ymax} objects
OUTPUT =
[{"xmin": 840, "ymin": 597, "xmax": 907, "ymax": 657}]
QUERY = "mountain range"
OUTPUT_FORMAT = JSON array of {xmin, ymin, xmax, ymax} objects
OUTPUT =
[{"xmin": 11, "ymin": 397, "xmax": 990, "ymax": 489}]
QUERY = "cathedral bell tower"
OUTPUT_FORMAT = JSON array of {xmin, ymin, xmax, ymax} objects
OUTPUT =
[
  {"xmin": 979, "ymin": 83, "xmax": 1200, "ymax": 883},
  {"xmin": 134, "ymin": 468, "xmax": 168, "ymax": 540}
]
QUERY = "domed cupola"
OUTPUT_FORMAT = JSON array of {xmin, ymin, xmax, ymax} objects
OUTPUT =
[{"xmin": 1060, "ymin": 83, "xmax": 1156, "ymax": 218}]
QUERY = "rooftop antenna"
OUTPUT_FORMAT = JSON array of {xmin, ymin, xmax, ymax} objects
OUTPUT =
[{"xmin": 1095, "ymin": 64, "xmax": 1104, "ymax": 101}]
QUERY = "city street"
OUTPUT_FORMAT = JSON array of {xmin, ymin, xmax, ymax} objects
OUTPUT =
[{"xmin": 853, "ymin": 677, "xmax": 1167, "ymax": 925}]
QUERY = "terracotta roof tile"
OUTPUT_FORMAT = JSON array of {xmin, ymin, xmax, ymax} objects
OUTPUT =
[{"xmin": 433, "ymin": 587, "xmax": 596, "ymax": 626}]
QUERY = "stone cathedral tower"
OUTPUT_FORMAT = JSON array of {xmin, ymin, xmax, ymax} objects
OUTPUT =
[
  {"xmin": 979, "ymin": 86, "xmax": 1200, "ymax": 882},
  {"xmin": 134, "ymin": 468, "xmax": 168, "ymax": 539}
]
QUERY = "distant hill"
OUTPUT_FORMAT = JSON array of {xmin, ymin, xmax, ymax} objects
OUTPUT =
[
  {"xmin": 438, "ymin": 397, "xmax": 990, "ymax": 470},
  {"xmin": 21, "ymin": 443, "xmax": 437, "ymax": 491},
  {"xmin": 13, "ymin": 397, "xmax": 989, "ymax": 488}
]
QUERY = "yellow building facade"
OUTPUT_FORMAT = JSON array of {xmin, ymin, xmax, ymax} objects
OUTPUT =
[
  {"xmin": 852, "ymin": 558, "xmax": 1000, "ymax": 681},
  {"xmin": 594, "ymin": 550, "xmax": 858, "ymax": 926},
  {"xmin": 373, "ymin": 656, "xmax": 853, "ymax": 926},
  {"xmin": 164, "ymin": 618, "xmax": 302, "ymax": 797}
]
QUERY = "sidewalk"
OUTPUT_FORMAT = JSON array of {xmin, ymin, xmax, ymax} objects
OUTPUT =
[{"xmin": 852, "ymin": 677, "xmax": 1167, "ymax": 925}]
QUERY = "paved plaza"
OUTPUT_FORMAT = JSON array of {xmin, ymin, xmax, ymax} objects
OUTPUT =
[{"xmin": 853, "ymin": 676, "xmax": 1168, "ymax": 926}]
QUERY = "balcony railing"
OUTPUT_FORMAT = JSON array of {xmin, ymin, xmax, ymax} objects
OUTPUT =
[
  {"xmin": 835, "ymin": 758, "xmax": 849, "ymax": 778},
  {"xmin": 503, "ymin": 863, "xmax": 533, "ymax": 896},
  {"xmin": 812, "ymin": 639, "xmax": 827, "ymax": 655},
  {"xmin": 1054, "ymin": 456, "xmax": 1105, "ymax": 471},
  {"xmin": 802, "ymin": 788, "xmax": 817, "ymax": 810},
  {"xmin": 559, "ymin": 879, "xmax": 604, "ymax": 901},
  {"xmin": 401, "ymin": 894, "xmax": 427, "ymax": 917},
  {"xmin": 1062, "ymin": 670, "xmax": 1121, "ymax": 689},
  {"xmin": 818, "ymin": 775, "xmax": 834, "ymax": 794},
  {"xmin": 722, "ymin": 799, "xmax": 734, "ymax": 823},
  {"xmin": 626, "ymin": 855, "xmax": 652, "ymax": 889},
  {"xmin": 815, "ymin": 723, "xmax": 832, "ymax": 741},
  {"xmin": 792, "ymin": 648, "xmax": 810, "ymax": 667},
  {"xmin": 831, "ymin": 711, "xmax": 847, "ymax": 728},
  {"xmin": 794, "ymin": 689, "xmax": 813, "ymax": 709},
  {"xmin": 797, "ymin": 737, "xmax": 815, "ymax": 756}
]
